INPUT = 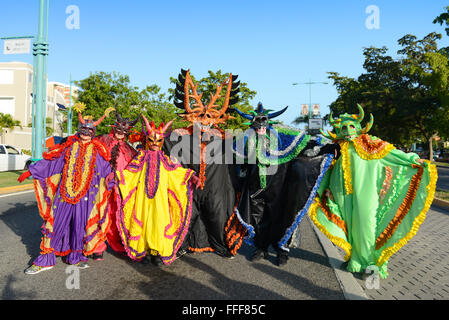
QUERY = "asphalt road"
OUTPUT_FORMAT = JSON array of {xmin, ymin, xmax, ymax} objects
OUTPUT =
[
  {"xmin": 0, "ymin": 190, "xmax": 344, "ymax": 302},
  {"xmin": 437, "ymin": 166, "xmax": 449, "ymax": 191}
]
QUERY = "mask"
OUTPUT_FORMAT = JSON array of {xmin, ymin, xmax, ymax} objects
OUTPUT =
[
  {"xmin": 233, "ymin": 102, "xmax": 288, "ymax": 135},
  {"xmin": 141, "ymin": 114, "xmax": 173, "ymax": 151},
  {"xmin": 321, "ymin": 104, "xmax": 374, "ymax": 141},
  {"xmin": 173, "ymin": 69, "xmax": 240, "ymax": 132}
]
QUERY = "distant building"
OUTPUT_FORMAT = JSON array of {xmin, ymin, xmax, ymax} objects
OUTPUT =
[{"xmin": 0, "ymin": 61, "xmax": 77, "ymax": 150}]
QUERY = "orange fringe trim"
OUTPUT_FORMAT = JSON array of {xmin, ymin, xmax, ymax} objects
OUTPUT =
[
  {"xmin": 375, "ymin": 164, "xmax": 423, "ymax": 250},
  {"xmin": 353, "ymin": 134, "xmax": 395, "ymax": 160},
  {"xmin": 321, "ymin": 190, "xmax": 348, "ymax": 237}
]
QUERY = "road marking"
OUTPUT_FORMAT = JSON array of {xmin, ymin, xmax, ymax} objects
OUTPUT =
[{"xmin": 0, "ymin": 190, "xmax": 35, "ymax": 198}]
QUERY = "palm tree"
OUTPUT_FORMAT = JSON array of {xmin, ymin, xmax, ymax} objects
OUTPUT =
[{"xmin": 0, "ymin": 113, "xmax": 22, "ymax": 144}]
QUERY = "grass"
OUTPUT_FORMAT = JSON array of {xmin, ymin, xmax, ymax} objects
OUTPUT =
[
  {"xmin": 0, "ymin": 170, "xmax": 33, "ymax": 188},
  {"xmin": 434, "ymin": 161, "xmax": 449, "ymax": 168},
  {"xmin": 435, "ymin": 189, "xmax": 449, "ymax": 202}
]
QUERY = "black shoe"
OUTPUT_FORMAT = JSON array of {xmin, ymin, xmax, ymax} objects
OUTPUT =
[
  {"xmin": 140, "ymin": 256, "xmax": 151, "ymax": 265},
  {"xmin": 276, "ymin": 251, "xmax": 289, "ymax": 266},
  {"xmin": 151, "ymin": 255, "xmax": 162, "ymax": 267},
  {"xmin": 250, "ymin": 248, "xmax": 268, "ymax": 261}
]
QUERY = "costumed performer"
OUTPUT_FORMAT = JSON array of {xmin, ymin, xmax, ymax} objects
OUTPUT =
[
  {"xmin": 309, "ymin": 104, "xmax": 437, "ymax": 278},
  {"xmin": 19, "ymin": 103, "xmax": 115, "ymax": 274}
]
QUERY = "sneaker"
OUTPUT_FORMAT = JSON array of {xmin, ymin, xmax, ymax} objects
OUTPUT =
[
  {"xmin": 74, "ymin": 261, "xmax": 89, "ymax": 269},
  {"xmin": 250, "ymin": 248, "xmax": 268, "ymax": 262},
  {"xmin": 24, "ymin": 264, "xmax": 54, "ymax": 275},
  {"xmin": 176, "ymin": 249, "xmax": 187, "ymax": 259}
]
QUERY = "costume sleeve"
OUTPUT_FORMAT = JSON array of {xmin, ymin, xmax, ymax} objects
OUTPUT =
[
  {"xmin": 28, "ymin": 156, "xmax": 65, "ymax": 181},
  {"xmin": 298, "ymin": 138, "xmax": 341, "ymax": 159}
]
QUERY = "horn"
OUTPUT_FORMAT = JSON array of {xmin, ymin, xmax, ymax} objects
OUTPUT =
[
  {"xmin": 361, "ymin": 113, "xmax": 374, "ymax": 134},
  {"xmin": 93, "ymin": 107, "xmax": 114, "ymax": 127},
  {"xmin": 114, "ymin": 103, "xmax": 123, "ymax": 122},
  {"xmin": 141, "ymin": 114, "xmax": 152, "ymax": 135},
  {"xmin": 230, "ymin": 107, "xmax": 253, "ymax": 120},
  {"xmin": 129, "ymin": 115, "xmax": 139, "ymax": 127},
  {"xmin": 161, "ymin": 120, "xmax": 174, "ymax": 134},
  {"xmin": 328, "ymin": 111, "xmax": 336, "ymax": 126},
  {"xmin": 267, "ymin": 106, "xmax": 288, "ymax": 119},
  {"xmin": 256, "ymin": 102, "xmax": 264, "ymax": 114},
  {"xmin": 320, "ymin": 129, "xmax": 337, "ymax": 140},
  {"xmin": 357, "ymin": 104, "xmax": 365, "ymax": 121},
  {"xmin": 78, "ymin": 112, "xmax": 86, "ymax": 125}
]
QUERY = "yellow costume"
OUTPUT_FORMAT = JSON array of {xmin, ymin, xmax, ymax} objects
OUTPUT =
[{"xmin": 116, "ymin": 117, "xmax": 196, "ymax": 265}]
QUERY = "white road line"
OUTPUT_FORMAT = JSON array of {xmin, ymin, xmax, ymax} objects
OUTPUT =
[{"xmin": 0, "ymin": 190, "xmax": 35, "ymax": 199}]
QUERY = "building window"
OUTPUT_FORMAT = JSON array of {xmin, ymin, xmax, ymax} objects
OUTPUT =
[
  {"xmin": 0, "ymin": 70, "xmax": 14, "ymax": 84},
  {"xmin": 0, "ymin": 97, "xmax": 15, "ymax": 116}
]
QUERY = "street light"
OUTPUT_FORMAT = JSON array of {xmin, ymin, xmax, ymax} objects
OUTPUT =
[
  {"xmin": 292, "ymin": 80, "xmax": 328, "ymax": 118},
  {"xmin": 292, "ymin": 80, "xmax": 328, "ymax": 135},
  {"xmin": 31, "ymin": 0, "xmax": 50, "ymax": 162}
]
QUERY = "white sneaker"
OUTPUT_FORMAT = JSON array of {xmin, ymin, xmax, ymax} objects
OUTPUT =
[
  {"xmin": 24, "ymin": 264, "xmax": 54, "ymax": 275},
  {"xmin": 74, "ymin": 261, "xmax": 89, "ymax": 269}
]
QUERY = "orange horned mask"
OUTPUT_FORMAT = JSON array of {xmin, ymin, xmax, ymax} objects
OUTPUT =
[{"xmin": 173, "ymin": 69, "xmax": 240, "ymax": 131}]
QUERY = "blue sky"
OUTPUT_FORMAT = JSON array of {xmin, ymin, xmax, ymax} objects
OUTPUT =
[{"xmin": 1, "ymin": 0, "xmax": 448, "ymax": 128}]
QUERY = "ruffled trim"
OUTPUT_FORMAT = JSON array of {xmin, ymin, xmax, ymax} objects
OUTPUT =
[
  {"xmin": 352, "ymin": 134, "xmax": 395, "ymax": 160},
  {"xmin": 376, "ymin": 161, "xmax": 437, "ymax": 266},
  {"xmin": 277, "ymin": 153, "xmax": 334, "ymax": 250},
  {"xmin": 309, "ymin": 197, "xmax": 352, "ymax": 261},
  {"xmin": 375, "ymin": 166, "xmax": 406, "ymax": 234},
  {"xmin": 340, "ymin": 141, "xmax": 353, "ymax": 195},
  {"xmin": 375, "ymin": 164, "xmax": 424, "ymax": 249},
  {"xmin": 224, "ymin": 193, "xmax": 247, "ymax": 255}
]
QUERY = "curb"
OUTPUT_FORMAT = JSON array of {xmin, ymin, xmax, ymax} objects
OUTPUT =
[
  {"xmin": 307, "ymin": 215, "xmax": 370, "ymax": 300},
  {"xmin": 0, "ymin": 183, "xmax": 34, "ymax": 195},
  {"xmin": 433, "ymin": 198, "xmax": 449, "ymax": 211}
]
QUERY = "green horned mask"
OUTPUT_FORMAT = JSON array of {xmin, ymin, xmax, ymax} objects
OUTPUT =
[{"xmin": 321, "ymin": 104, "xmax": 374, "ymax": 141}]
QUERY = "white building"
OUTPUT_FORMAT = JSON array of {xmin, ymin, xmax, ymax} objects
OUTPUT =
[{"xmin": 0, "ymin": 61, "xmax": 77, "ymax": 151}]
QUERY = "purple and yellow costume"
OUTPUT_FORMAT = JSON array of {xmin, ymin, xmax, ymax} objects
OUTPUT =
[{"xmin": 29, "ymin": 135, "xmax": 113, "ymax": 267}]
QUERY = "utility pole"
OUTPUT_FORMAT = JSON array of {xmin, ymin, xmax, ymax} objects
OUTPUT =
[
  {"xmin": 68, "ymin": 74, "xmax": 73, "ymax": 136},
  {"xmin": 31, "ymin": 0, "xmax": 49, "ymax": 162},
  {"xmin": 292, "ymin": 79, "xmax": 327, "ymax": 134}
]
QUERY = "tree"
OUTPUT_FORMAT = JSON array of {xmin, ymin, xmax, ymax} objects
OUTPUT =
[
  {"xmin": 73, "ymin": 70, "xmax": 257, "ymax": 137},
  {"xmin": 327, "ymin": 32, "xmax": 449, "ymax": 159},
  {"xmin": 433, "ymin": 6, "xmax": 449, "ymax": 37},
  {"xmin": 168, "ymin": 70, "xmax": 257, "ymax": 130},
  {"xmin": 74, "ymin": 72, "xmax": 173, "ymax": 135},
  {"xmin": 0, "ymin": 113, "xmax": 21, "ymax": 143}
]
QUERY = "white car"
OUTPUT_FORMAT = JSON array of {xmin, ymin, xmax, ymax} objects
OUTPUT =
[{"xmin": 0, "ymin": 144, "xmax": 32, "ymax": 172}]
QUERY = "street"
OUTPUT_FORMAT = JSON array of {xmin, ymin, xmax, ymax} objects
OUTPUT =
[
  {"xmin": 0, "ymin": 191, "xmax": 344, "ymax": 301},
  {"xmin": 436, "ymin": 166, "xmax": 449, "ymax": 191}
]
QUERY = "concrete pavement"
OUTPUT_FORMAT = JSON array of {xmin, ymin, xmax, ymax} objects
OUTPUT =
[{"xmin": 1, "ymin": 181, "xmax": 448, "ymax": 300}]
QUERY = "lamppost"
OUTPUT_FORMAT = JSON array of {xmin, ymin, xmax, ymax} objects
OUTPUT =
[
  {"xmin": 31, "ymin": 0, "xmax": 50, "ymax": 162},
  {"xmin": 292, "ymin": 79, "xmax": 328, "ymax": 118},
  {"xmin": 68, "ymin": 74, "xmax": 73, "ymax": 136},
  {"xmin": 292, "ymin": 80, "xmax": 327, "ymax": 134}
]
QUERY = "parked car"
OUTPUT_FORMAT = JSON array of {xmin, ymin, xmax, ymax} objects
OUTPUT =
[{"xmin": 0, "ymin": 144, "xmax": 32, "ymax": 172}]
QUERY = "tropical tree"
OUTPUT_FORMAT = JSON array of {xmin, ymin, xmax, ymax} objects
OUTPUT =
[
  {"xmin": 168, "ymin": 69, "xmax": 257, "ymax": 130},
  {"xmin": 0, "ymin": 113, "xmax": 21, "ymax": 143},
  {"xmin": 327, "ymin": 30, "xmax": 449, "ymax": 159}
]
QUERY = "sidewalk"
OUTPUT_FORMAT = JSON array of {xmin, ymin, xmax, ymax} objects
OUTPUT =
[
  {"xmin": 0, "ymin": 182, "xmax": 33, "ymax": 195},
  {"xmin": 313, "ymin": 201, "xmax": 449, "ymax": 300}
]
